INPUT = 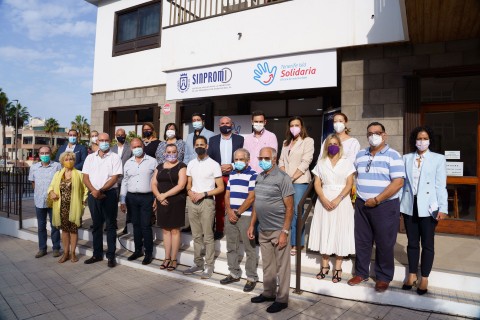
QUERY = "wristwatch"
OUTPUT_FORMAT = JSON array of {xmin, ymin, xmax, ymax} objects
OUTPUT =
[
  {"xmin": 234, "ymin": 210, "xmax": 242, "ymax": 218},
  {"xmin": 281, "ymin": 229, "xmax": 289, "ymax": 235}
]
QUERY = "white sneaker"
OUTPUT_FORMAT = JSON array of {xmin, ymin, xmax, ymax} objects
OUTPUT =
[
  {"xmin": 201, "ymin": 266, "xmax": 214, "ymax": 279},
  {"xmin": 183, "ymin": 265, "xmax": 204, "ymax": 275}
]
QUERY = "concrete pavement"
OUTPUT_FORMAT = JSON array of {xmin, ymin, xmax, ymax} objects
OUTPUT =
[{"xmin": 0, "ymin": 234, "xmax": 473, "ymax": 320}]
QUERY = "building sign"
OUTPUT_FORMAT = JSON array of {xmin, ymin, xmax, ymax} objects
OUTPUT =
[
  {"xmin": 445, "ymin": 151, "xmax": 460, "ymax": 160},
  {"xmin": 166, "ymin": 50, "xmax": 336, "ymax": 100},
  {"xmin": 163, "ymin": 103, "xmax": 171, "ymax": 115},
  {"xmin": 446, "ymin": 162, "xmax": 463, "ymax": 176}
]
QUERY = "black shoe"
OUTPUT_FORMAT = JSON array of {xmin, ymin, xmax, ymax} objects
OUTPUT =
[
  {"xmin": 266, "ymin": 302, "xmax": 288, "ymax": 313},
  {"xmin": 214, "ymin": 232, "xmax": 224, "ymax": 240},
  {"xmin": 108, "ymin": 258, "xmax": 116, "ymax": 268},
  {"xmin": 84, "ymin": 256, "xmax": 103, "ymax": 264},
  {"xmin": 243, "ymin": 280, "xmax": 257, "ymax": 292},
  {"xmin": 417, "ymin": 288, "xmax": 428, "ymax": 295},
  {"xmin": 251, "ymin": 294, "xmax": 276, "ymax": 303},
  {"xmin": 220, "ymin": 275, "xmax": 240, "ymax": 285},
  {"xmin": 181, "ymin": 227, "xmax": 191, "ymax": 233},
  {"xmin": 142, "ymin": 254, "xmax": 153, "ymax": 265},
  {"xmin": 127, "ymin": 252, "xmax": 144, "ymax": 261},
  {"xmin": 89, "ymin": 225, "xmax": 93, "ymax": 229}
]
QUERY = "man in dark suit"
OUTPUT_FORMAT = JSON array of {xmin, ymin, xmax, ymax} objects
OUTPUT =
[
  {"xmin": 208, "ymin": 116, "xmax": 244, "ymax": 240},
  {"xmin": 55, "ymin": 129, "xmax": 87, "ymax": 171},
  {"xmin": 111, "ymin": 128, "xmax": 133, "ymax": 234}
]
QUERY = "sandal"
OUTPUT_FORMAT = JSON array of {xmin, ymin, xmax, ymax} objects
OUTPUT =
[
  {"xmin": 316, "ymin": 266, "xmax": 330, "ymax": 279},
  {"xmin": 332, "ymin": 269, "xmax": 342, "ymax": 283},
  {"xmin": 160, "ymin": 258, "xmax": 171, "ymax": 270},
  {"xmin": 290, "ymin": 248, "xmax": 297, "ymax": 256},
  {"xmin": 71, "ymin": 253, "xmax": 79, "ymax": 263},
  {"xmin": 167, "ymin": 260, "xmax": 177, "ymax": 271},
  {"xmin": 58, "ymin": 253, "xmax": 69, "ymax": 263}
]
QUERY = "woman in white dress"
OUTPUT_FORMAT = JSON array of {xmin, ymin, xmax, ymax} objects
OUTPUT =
[
  {"xmin": 308, "ymin": 134, "xmax": 356, "ymax": 283},
  {"xmin": 318, "ymin": 112, "xmax": 360, "ymax": 164}
]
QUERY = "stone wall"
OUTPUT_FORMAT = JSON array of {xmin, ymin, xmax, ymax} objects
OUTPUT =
[{"xmin": 340, "ymin": 38, "xmax": 480, "ymax": 154}]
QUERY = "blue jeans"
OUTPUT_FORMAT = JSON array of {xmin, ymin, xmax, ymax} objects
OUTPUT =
[
  {"xmin": 291, "ymin": 183, "xmax": 308, "ymax": 246},
  {"xmin": 36, "ymin": 207, "xmax": 60, "ymax": 251}
]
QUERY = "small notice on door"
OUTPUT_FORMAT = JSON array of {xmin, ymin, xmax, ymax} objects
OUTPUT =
[
  {"xmin": 446, "ymin": 162, "xmax": 463, "ymax": 176},
  {"xmin": 445, "ymin": 151, "xmax": 460, "ymax": 160}
]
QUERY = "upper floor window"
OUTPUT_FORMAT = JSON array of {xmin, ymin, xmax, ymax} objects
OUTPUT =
[{"xmin": 113, "ymin": 1, "xmax": 161, "ymax": 56}]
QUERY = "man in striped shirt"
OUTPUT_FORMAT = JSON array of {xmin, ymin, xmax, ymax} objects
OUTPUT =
[
  {"xmin": 220, "ymin": 148, "xmax": 259, "ymax": 292},
  {"xmin": 348, "ymin": 122, "xmax": 405, "ymax": 293}
]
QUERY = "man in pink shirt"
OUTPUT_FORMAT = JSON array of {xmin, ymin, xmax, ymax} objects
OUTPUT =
[{"xmin": 244, "ymin": 110, "xmax": 278, "ymax": 173}]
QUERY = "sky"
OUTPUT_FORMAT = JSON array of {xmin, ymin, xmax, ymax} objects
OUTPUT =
[{"xmin": 0, "ymin": 0, "xmax": 97, "ymax": 127}]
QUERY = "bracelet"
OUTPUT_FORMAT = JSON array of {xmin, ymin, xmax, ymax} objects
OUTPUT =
[{"xmin": 339, "ymin": 194, "xmax": 345, "ymax": 200}]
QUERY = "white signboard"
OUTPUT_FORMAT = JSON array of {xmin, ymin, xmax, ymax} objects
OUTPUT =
[
  {"xmin": 445, "ymin": 151, "xmax": 460, "ymax": 160},
  {"xmin": 446, "ymin": 162, "xmax": 463, "ymax": 176},
  {"xmin": 166, "ymin": 50, "xmax": 337, "ymax": 100}
]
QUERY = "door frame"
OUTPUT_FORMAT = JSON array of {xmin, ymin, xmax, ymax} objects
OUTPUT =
[{"xmin": 421, "ymin": 102, "xmax": 480, "ymax": 236}]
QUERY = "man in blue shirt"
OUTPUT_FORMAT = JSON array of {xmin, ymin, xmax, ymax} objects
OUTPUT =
[
  {"xmin": 55, "ymin": 129, "xmax": 87, "ymax": 171},
  {"xmin": 28, "ymin": 146, "xmax": 62, "ymax": 258}
]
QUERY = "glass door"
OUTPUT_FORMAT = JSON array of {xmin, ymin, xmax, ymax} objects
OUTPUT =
[{"xmin": 422, "ymin": 104, "xmax": 480, "ymax": 236}]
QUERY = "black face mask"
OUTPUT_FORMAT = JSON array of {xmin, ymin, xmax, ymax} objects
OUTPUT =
[
  {"xmin": 220, "ymin": 125, "xmax": 232, "ymax": 134},
  {"xmin": 116, "ymin": 136, "xmax": 126, "ymax": 144},
  {"xmin": 143, "ymin": 131, "xmax": 152, "ymax": 138},
  {"xmin": 195, "ymin": 147, "xmax": 207, "ymax": 155}
]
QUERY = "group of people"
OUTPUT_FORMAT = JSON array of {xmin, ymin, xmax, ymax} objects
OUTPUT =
[{"xmin": 28, "ymin": 110, "xmax": 448, "ymax": 314}]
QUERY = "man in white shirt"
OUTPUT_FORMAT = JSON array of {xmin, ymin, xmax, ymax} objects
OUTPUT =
[
  {"xmin": 120, "ymin": 138, "xmax": 157, "ymax": 265},
  {"xmin": 83, "ymin": 133, "xmax": 123, "ymax": 268},
  {"xmin": 183, "ymin": 136, "xmax": 224, "ymax": 279}
]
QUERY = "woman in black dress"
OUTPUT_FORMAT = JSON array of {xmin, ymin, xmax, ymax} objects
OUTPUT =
[
  {"xmin": 142, "ymin": 122, "xmax": 161, "ymax": 158},
  {"xmin": 152, "ymin": 144, "xmax": 187, "ymax": 271}
]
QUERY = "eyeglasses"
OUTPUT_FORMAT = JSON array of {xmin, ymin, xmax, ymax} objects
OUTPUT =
[
  {"xmin": 257, "ymin": 157, "xmax": 271, "ymax": 161},
  {"xmin": 367, "ymin": 132, "xmax": 384, "ymax": 137},
  {"xmin": 365, "ymin": 156, "xmax": 373, "ymax": 173}
]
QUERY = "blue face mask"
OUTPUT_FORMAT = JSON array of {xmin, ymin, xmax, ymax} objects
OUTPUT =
[
  {"xmin": 40, "ymin": 155, "xmax": 50, "ymax": 163},
  {"xmin": 99, "ymin": 141, "xmax": 110, "ymax": 152},
  {"xmin": 259, "ymin": 159, "xmax": 272, "ymax": 171},
  {"xmin": 132, "ymin": 147, "xmax": 143, "ymax": 157},
  {"xmin": 68, "ymin": 137, "xmax": 77, "ymax": 144},
  {"xmin": 234, "ymin": 161, "xmax": 246, "ymax": 171},
  {"xmin": 192, "ymin": 121, "xmax": 203, "ymax": 130}
]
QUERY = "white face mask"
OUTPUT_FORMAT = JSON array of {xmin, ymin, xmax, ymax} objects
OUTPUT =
[
  {"xmin": 166, "ymin": 130, "xmax": 176, "ymax": 139},
  {"xmin": 91, "ymin": 137, "xmax": 98, "ymax": 144},
  {"xmin": 333, "ymin": 122, "xmax": 345, "ymax": 133},
  {"xmin": 253, "ymin": 123, "xmax": 264, "ymax": 132},
  {"xmin": 416, "ymin": 140, "xmax": 430, "ymax": 152},
  {"xmin": 368, "ymin": 134, "xmax": 383, "ymax": 147}
]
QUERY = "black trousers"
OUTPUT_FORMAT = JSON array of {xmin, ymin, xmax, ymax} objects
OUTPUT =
[
  {"xmin": 354, "ymin": 198, "xmax": 400, "ymax": 282},
  {"xmin": 89, "ymin": 189, "xmax": 118, "ymax": 259},
  {"xmin": 402, "ymin": 197, "xmax": 438, "ymax": 277},
  {"xmin": 126, "ymin": 192, "xmax": 154, "ymax": 254}
]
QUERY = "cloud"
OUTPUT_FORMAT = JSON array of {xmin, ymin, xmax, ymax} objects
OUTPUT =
[
  {"xmin": 51, "ymin": 64, "xmax": 92, "ymax": 77},
  {"xmin": 0, "ymin": 46, "xmax": 60, "ymax": 61}
]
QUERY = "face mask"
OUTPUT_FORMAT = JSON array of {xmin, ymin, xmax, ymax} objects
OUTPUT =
[
  {"xmin": 368, "ymin": 134, "xmax": 383, "ymax": 147},
  {"xmin": 63, "ymin": 161, "xmax": 74, "ymax": 169},
  {"xmin": 220, "ymin": 125, "xmax": 232, "ymax": 134},
  {"xmin": 290, "ymin": 126, "xmax": 301, "ymax": 137},
  {"xmin": 234, "ymin": 161, "xmax": 246, "ymax": 171},
  {"xmin": 259, "ymin": 159, "xmax": 273, "ymax": 171},
  {"xmin": 166, "ymin": 130, "xmax": 176, "ymax": 139},
  {"xmin": 116, "ymin": 136, "xmax": 126, "ymax": 144},
  {"xmin": 416, "ymin": 140, "xmax": 430, "ymax": 152},
  {"xmin": 195, "ymin": 147, "xmax": 206, "ymax": 156},
  {"xmin": 99, "ymin": 142, "xmax": 110, "ymax": 152},
  {"xmin": 91, "ymin": 137, "xmax": 98, "ymax": 144},
  {"xmin": 165, "ymin": 154, "xmax": 178, "ymax": 162},
  {"xmin": 328, "ymin": 145, "xmax": 340, "ymax": 156},
  {"xmin": 253, "ymin": 123, "xmax": 264, "ymax": 132},
  {"xmin": 333, "ymin": 122, "xmax": 345, "ymax": 133},
  {"xmin": 132, "ymin": 147, "xmax": 143, "ymax": 157},
  {"xmin": 68, "ymin": 137, "xmax": 77, "ymax": 144},
  {"xmin": 192, "ymin": 121, "xmax": 203, "ymax": 130},
  {"xmin": 40, "ymin": 155, "xmax": 50, "ymax": 163},
  {"xmin": 143, "ymin": 131, "xmax": 152, "ymax": 138}
]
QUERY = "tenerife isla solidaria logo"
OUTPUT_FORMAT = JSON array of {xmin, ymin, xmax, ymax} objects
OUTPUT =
[
  {"xmin": 253, "ymin": 62, "xmax": 277, "ymax": 86},
  {"xmin": 177, "ymin": 73, "xmax": 190, "ymax": 93}
]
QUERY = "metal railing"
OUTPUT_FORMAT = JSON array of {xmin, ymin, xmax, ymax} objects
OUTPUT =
[
  {"xmin": 166, "ymin": 0, "xmax": 287, "ymax": 26},
  {"xmin": 0, "ymin": 167, "xmax": 32, "ymax": 229},
  {"xmin": 293, "ymin": 179, "xmax": 317, "ymax": 294}
]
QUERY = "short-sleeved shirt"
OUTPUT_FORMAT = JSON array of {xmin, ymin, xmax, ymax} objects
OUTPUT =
[
  {"xmin": 227, "ymin": 166, "xmax": 257, "ymax": 216},
  {"xmin": 119, "ymin": 155, "xmax": 157, "ymax": 203},
  {"xmin": 254, "ymin": 166, "xmax": 295, "ymax": 231},
  {"xmin": 243, "ymin": 129, "xmax": 278, "ymax": 173},
  {"xmin": 82, "ymin": 150, "xmax": 123, "ymax": 190},
  {"xmin": 28, "ymin": 161, "xmax": 62, "ymax": 208},
  {"xmin": 355, "ymin": 144, "xmax": 405, "ymax": 201},
  {"xmin": 186, "ymin": 156, "xmax": 222, "ymax": 193}
]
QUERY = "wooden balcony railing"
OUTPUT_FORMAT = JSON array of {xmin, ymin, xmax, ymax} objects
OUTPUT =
[{"xmin": 166, "ymin": 0, "xmax": 287, "ymax": 26}]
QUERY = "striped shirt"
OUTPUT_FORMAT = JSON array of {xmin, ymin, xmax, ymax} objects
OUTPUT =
[
  {"xmin": 355, "ymin": 144, "xmax": 405, "ymax": 201},
  {"xmin": 226, "ymin": 166, "xmax": 257, "ymax": 216}
]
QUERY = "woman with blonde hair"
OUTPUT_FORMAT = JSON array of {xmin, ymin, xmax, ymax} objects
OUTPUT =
[
  {"xmin": 308, "ymin": 134, "xmax": 356, "ymax": 283},
  {"xmin": 142, "ymin": 122, "xmax": 161, "ymax": 158},
  {"xmin": 48, "ymin": 151, "xmax": 88, "ymax": 263}
]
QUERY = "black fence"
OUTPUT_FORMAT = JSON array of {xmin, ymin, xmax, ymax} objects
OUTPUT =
[{"xmin": 0, "ymin": 167, "xmax": 32, "ymax": 228}]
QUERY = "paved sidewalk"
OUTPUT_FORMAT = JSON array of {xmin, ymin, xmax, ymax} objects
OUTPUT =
[{"xmin": 0, "ymin": 235, "xmax": 472, "ymax": 320}]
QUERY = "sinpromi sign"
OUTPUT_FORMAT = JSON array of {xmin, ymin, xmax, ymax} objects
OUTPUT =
[{"xmin": 166, "ymin": 50, "xmax": 336, "ymax": 100}]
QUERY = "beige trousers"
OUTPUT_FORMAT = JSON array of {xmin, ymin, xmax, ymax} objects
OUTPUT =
[{"xmin": 187, "ymin": 197, "xmax": 215, "ymax": 268}]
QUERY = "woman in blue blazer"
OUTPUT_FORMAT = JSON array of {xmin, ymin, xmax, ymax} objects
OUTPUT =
[{"xmin": 400, "ymin": 126, "xmax": 448, "ymax": 295}]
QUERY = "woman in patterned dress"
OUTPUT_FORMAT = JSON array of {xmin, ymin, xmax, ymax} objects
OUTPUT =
[
  {"xmin": 48, "ymin": 152, "xmax": 88, "ymax": 263},
  {"xmin": 155, "ymin": 123, "xmax": 186, "ymax": 164}
]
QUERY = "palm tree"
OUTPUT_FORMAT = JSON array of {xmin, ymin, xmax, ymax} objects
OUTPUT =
[
  {"xmin": 44, "ymin": 118, "xmax": 59, "ymax": 147},
  {"xmin": 0, "ymin": 88, "xmax": 8, "ymax": 163},
  {"xmin": 71, "ymin": 115, "xmax": 90, "ymax": 141},
  {"xmin": 5, "ymin": 102, "xmax": 30, "ymax": 164}
]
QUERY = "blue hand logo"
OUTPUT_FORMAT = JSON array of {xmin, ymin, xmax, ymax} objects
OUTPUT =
[{"xmin": 253, "ymin": 62, "xmax": 277, "ymax": 86}]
